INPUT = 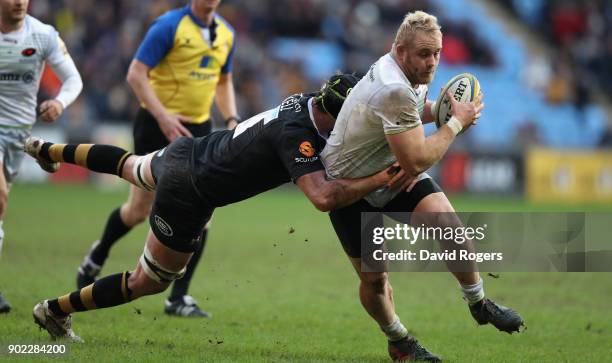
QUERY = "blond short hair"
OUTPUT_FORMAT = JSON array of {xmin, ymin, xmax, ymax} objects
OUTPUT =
[{"xmin": 394, "ymin": 11, "xmax": 442, "ymax": 46}]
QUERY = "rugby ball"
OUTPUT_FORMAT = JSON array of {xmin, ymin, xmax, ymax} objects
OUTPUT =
[{"xmin": 433, "ymin": 73, "xmax": 480, "ymax": 130}]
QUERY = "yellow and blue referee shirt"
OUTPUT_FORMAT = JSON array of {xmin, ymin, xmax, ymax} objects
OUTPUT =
[{"xmin": 135, "ymin": 6, "xmax": 236, "ymax": 123}]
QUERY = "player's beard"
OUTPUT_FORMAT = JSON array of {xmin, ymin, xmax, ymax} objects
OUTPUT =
[
  {"xmin": 393, "ymin": 44, "xmax": 438, "ymax": 86},
  {"xmin": 421, "ymin": 68, "xmax": 436, "ymax": 84},
  {"xmin": 408, "ymin": 65, "xmax": 436, "ymax": 86}
]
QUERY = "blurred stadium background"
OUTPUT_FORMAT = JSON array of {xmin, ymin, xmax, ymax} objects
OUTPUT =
[
  {"xmin": 3, "ymin": 1, "xmax": 612, "ymax": 361},
  {"xmin": 18, "ymin": 0, "xmax": 612, "ymax": 205}
]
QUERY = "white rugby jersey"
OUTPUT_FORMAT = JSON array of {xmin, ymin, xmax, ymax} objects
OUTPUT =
[
  {"xmin": 321, "ymin": 53, "xmax": 429, "ymax": 207},
  {"xmin": 0, "ymin": 15, "xmax": 80, "ymax": 127}
]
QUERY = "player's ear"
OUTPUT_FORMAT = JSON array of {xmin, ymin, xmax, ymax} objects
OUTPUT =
[{"xmin": 394, "ymin": 42, "xmax": 408, "ymax": 61}]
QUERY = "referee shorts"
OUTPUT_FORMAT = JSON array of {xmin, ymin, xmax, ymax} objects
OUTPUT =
[{"xmin": 133, "ymin": 107, "xmax": 211, "ymax": 155}]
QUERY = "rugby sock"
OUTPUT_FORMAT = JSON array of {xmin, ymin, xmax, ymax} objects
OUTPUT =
[
  {"xmin": 381, "ymin": 315, "xmax": 409, "ymax": 341},
  {"xmin": 47, "ymin": 272, "xmax": 132, "ymax": 317},
  {"xmin": 39, "ymin": 142, "xmax": 131, "ymax": 176},
  {"xmin": 168, "ymin": 230, "xmax": 207, "ymax": 301},
  {"xmin": 460, "ymin": 278, "xmax": 485, "ymax": 305},
  {"xmin": 89, "ymin": 208, "xmax": 132, "ymax": 266}
]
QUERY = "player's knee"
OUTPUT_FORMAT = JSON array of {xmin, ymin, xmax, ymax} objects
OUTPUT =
[
  {"xmin": 129, "ymin": 155, "xmax": 155, "ymax": 191},
  {"xmin": 360, "ymin": 272, "xmax": 389, "ymax": 294},
  {"xmin": 121, "ymin": 202, "xmax": 150, "ymax": 225},
  {"xmin": 120, "ymin": 156, "xmax": 137, "ymax": 182},
  {"xmin": 136, "ymin": 245, "xmax": 187, "ymax": 295},
  {"xmin": 414, "ymin": 204, "xmax": 460, "ymax": 229}
]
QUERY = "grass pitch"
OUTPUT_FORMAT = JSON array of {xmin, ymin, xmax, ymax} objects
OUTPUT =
[{"xmin": 1, "ymin": 183, "xmax": 611, "ymax": 362}]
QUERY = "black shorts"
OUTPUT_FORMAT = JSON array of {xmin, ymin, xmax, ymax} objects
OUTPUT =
[
  {"xmin": 329, "ymin": 178, "xmax": 442, "ymax": 259},
  {"xmin": 149, "ymin": 137, "xmax": 214, "ymax": 253},
  {"xmin": 133, "ymin": 107, "xmax": 212, "ymax": 155}
]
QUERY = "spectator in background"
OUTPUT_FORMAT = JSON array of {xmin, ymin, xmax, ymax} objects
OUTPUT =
[
  {"xmin": 30, "ymin": 0, "xmax": 501, "ymax": 131},
  {"xmin": 501, "ymin": 0, "xmax": 611, "ymax": 103},
  {"xmin": 546, "ymin": 55, "xmax": 574, "ymax": 104}
]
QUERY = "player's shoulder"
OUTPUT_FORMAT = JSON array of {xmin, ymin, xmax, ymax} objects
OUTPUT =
[
  {"xmin": 361, "ymin": 54, "xmax": 412, "ymax": 99},
  {"xmin": 214, "ymin": 14, "xmax": 235, "ymax": 35},
  {"xmin": 278, "ymin": 93, "xmax": 314, "ymax": 127},
  {"xmin": 370, "ymin": 82, "xmax": 419, "ymax": 110},
  {"xmin": 377, "ymin": 56, "xmax": 411, "ymax": 88},
  {"xmin": 152, "ymin": 6, "xmax": 189, "ymax": 30},
  {"xmin": 24, "ymin": 15, "xmax": 57, "ymax": 37}
]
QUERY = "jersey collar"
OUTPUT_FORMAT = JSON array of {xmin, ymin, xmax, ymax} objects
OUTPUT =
[
  {"xmin": 186, "ymin": 6, "xmax": 217, "ymax": 29},
  {"xmin": 388, "ymin": 52, "xmax": 421, "ymax": 90},
  {"xmin": 186, "ymin": 6, "xmax": 219, "ymax": 46},
  {"xmin": 308, "ymin": 98, "xmax": 328, "ymax": 140}
]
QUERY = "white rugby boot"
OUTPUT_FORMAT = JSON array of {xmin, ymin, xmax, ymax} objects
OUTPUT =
[
  {"xmin": 33, "ymin": 300, "xmax": 83, "ymax": 342},
  {"xmin": 24, "ymin": 136, "xmax": 60, "ymax": 173}
]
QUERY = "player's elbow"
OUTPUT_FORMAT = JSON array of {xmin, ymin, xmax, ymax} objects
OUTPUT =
[
  {"xmin": 73, "ymin": 76, "xmax": 84, "ymax": 95},
  {"xmin": 312, "ymin": 198, "xmax": 332, "ymax": 212},
  {"xmin": 126, "ymin": 65, "xmax": 145, "ymax": 89},
  {"xmin": 401, "ymin": 153, "xmax": 434, "ymax": 177},
  {"xmin": 399, "ymin": 159, "xmax": 426, "ymax": 178},
  {"xmin": 126, "ymin": 69, "xmax": 138, "ymax": 88},
  {"xmin": 309, "ymin": 194, "xmax": 335, "ymax": 212}
]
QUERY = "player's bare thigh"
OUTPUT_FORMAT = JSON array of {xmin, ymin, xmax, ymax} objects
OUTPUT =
[
  {"xmin": 413, "ymin": 191, "xmax": 455, "ymax": 213},
  {"xmin": 410, "ymin": 191, "xmax": 462, "ymax": 231},
  {"xmin": 411, "ymin": 190, "xmax": 479, "ymax": 281},
  {"xmin": 120, "ymin": 186, "xmax": 154, "ymax": 225}
]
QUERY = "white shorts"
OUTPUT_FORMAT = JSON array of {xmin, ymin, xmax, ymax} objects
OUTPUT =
[{"xmin": 0, "ymin": 126, "xmax": 30, "ymax": 183}]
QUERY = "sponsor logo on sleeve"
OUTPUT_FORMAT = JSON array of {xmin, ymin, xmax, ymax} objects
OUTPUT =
[
  {"xmin": 295, "ymin": 141, "xmax": 319, "ymax": 163},
  {"xmin": 299, "ymin": 141, "xmax": 315, "ymax": 157}
]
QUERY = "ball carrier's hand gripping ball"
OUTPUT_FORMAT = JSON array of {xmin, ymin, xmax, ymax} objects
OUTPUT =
[{"xmin": 433, "ymin": 73, "xmax": 481, "ymax": 133}]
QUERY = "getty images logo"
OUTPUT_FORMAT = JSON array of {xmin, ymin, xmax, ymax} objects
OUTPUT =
[{"xmin": 154, "ymin": 215, "xmax": 173, "ymax": 237}]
